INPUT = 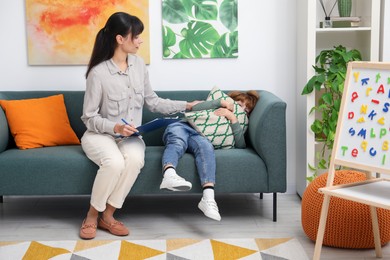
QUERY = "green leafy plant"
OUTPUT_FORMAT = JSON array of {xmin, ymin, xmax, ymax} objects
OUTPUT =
[
  {"xmin": 301, "ymin": 45, "xmax": 362, "ymax": 181},
  {"xmin": 162, "ymin": 0, "xmax": 238, "ymax": 59}
]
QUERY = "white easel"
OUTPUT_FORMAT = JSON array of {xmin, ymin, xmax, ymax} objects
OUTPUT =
[{"xmin": 313, "ymin": 62, "xmax": 390, "ymax": 259}]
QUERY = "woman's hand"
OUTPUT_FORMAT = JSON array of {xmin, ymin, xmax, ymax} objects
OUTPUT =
[
  {"xmin": 214, "ymin": 108, "xmax": 238, "ymax": 123},
  {"xmin": 220, "ymin": 100, "xmax": 234, "ymax": 111},
  {"xmin": 186, "ymin": 100, "xmax": 202, "ymax": 110},
  {"xmin": 114, "ymin": 123, "xmax": 139, "ymax": 137}
]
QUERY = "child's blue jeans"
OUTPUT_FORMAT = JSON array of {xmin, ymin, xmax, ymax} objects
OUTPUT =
[{"xmin": 162, "ymin": 121, "xmax": 216, "ymax": 185}]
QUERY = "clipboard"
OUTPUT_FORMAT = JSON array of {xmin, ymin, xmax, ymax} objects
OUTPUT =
[
  {"xmin": 121, "ymin": 117, "xmax": 181, "ymax": 137},
  {"xmin": 135, "ymin": 117, "xmax": 181, "ymax": 135}
]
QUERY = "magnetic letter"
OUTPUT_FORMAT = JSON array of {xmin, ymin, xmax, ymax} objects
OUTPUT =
[
  {"xmin": 376, "ymin": 73, "xmax": 381, "ymax": 83},
  {"xmin": 349, "ymin": 127, "xmax": 355, "ymax": 136},
  {"xmin": 348, "ymin": 112, "xmax": 354, "ymax": 119},
  {"xmin": 366, "ymin": 87, "xmax": 372, "ymax": 96},
  {"xmin": 357, "ymin": 128, "xmax": 367, "ymax": 139},
  {"xmin": 351, "ymin": 92, "xmax": 359, "ymax": 102},
  {"xmin": 370, "ymin": 128, "xmax": 376, "ymax": 138},
  {"xmin": 361, "ymin": 141, "xmax": 368, "ymax": 152},
  {"xmin": 341, "ymin": 146, "xmax": 348, "ymax": 156},
  {"xmin": 377, "ymin": 84, "xmax": 385, "ymax": 94},
  {"xmin": 353, "ymin": 72, "xmax": 359, "ymax": 82},
  {"xmin": 361, "ymin": 78, "xmax": 369, "ymax": 85},
  {"xmin": 382, "ymin": 154, "xmax": 386, "ymax": 165},
  {"xmin": 368, "ymin": 110, "xmax": 377, "ymax": 120},
  {"xmin": 361, "ymin": 104, "xmax": 368, "ymax": 114},
  {"xmin": 383, "ymin": 140, "xmax": 389, "ymax": 151},
  {"xmin": 352, "ymin": 148, "xmax": 358, "ymax": 157},
  {"xmin": 384, "ymin": 103, "xmax": 390, "ymax": 113},
  {"xmin": 380, "ymin": 128, "xmax": 387, "ymax": 138},
  {"xmin": 369, "ymin": 147, "xmax": 377, "ymax": 156},
  {"xmin": 378, "ymin": 117, "xmax": 385, "ymax": 125},
  {"xmin": 357, "ymin": 117, "xmax": 365, "ymax": 123}
]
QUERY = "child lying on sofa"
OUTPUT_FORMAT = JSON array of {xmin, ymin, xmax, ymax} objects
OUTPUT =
[{"xmin": 159, "ymin": 89, "xmax": 259, "ymax": 221}]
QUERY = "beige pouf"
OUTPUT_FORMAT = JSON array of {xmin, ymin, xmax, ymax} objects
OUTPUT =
[{"xmin": 301, "ymin": 170, "xmax": 390, "ymax": 248}]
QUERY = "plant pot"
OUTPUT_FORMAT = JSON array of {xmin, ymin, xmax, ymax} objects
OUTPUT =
[{"xmin": 338, "ymin": 0, "xmax": 352, "ymax": 17}]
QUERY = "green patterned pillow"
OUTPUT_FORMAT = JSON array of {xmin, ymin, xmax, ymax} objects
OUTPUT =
[{"xmin": 185, "ymin": 86, "xmax": 249, "ymax": 149}]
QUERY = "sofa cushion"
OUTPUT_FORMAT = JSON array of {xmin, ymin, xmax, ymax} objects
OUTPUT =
[
  {"xmin": 184, "ymin": 86, "xmax": 249, "ymax": 149},
  {"xmin": 129, "ymin": 146, "xmax": 267, "ymax": 194},
  {"xmin": 0, "ymin": 94, "xmax": 80, "ymax": 149},
  {"xmin": 0, "ymin": 145, "xmax": 97, "ymax": 195}
]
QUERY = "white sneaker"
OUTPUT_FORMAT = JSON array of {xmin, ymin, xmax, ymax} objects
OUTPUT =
[
  {"xmin": 160, "ymin": 174, "xmax": 192, "ymax": 191},
  {"xmin": 198, "ymin": 198, "xmax": 221, "ymax": 221}
]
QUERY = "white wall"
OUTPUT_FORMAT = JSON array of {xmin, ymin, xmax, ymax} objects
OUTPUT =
[
  {"xmin": 0, "ymin": 0, "xmax": 297, "ymax": 194},
  {"xmin": 382, "ymin": 0, "xmax": 390, "ymax": 61}
]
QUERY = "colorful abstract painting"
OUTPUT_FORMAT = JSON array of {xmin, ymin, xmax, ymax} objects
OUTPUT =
[
  {"xmin": 162, "ymin": 0, "xmax": 238, "ymax": 59},
  {"xmin": 26, "ymin": 0, "xmax": 150, "ymax": 65}
]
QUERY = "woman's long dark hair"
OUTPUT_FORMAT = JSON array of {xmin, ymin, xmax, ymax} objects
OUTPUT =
[{"xmin": 85, "ymin": 12, "xmax": 144, "ymax": 78}]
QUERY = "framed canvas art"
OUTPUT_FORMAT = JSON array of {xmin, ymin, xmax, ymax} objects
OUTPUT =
[
  {"xmin": 26, "ymin": 0, "xmax": 150, "ymax": 65},
  {"xmin": 162, "ymin": 0, "xmax": 238, "ymax": 59}
]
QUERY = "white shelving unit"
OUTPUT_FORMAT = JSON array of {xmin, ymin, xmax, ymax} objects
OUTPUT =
[{"xmin": 296, "ymin": 0, "xmax": 381, "ymax": 197}]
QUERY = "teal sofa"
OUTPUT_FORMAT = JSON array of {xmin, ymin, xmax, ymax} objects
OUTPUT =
[{"xmin": 0, "ymin": 90, "xmax": 286, "ymax": 221}]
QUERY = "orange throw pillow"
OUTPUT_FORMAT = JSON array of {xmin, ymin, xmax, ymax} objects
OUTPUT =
[{"xmin": 0, "ymin": 94, "xmax": 80, "ymax": 149}]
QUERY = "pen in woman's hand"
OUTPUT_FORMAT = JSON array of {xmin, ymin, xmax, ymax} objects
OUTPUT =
[
  {"xmin": 121, "ymin": 118, "xmax": 130, "ymax": 125},
  {"xmin": 121, "ymin": 118, "xmax": 140, "ymax": 136}
]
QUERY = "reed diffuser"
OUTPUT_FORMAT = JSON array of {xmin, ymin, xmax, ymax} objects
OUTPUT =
[{"xmin": 319, "ymin": 0, "xmax": 337, "ymax": 28}]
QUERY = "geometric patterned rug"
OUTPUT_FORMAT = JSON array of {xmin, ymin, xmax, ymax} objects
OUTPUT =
[{"xmin": 0, "ymin": 238, "xmax": 309, "ymax": 260}]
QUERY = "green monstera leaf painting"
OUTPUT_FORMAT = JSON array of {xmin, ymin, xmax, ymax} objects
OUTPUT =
[{"xmin": 162, "ymin": 0, "xmax": 238, "ymax": 59}]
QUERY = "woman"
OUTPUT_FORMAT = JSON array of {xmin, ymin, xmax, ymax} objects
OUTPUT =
[
  {"xmin": 160, "ymin": 90, "xmax": 260, "ymax": 221},
  {"xmin": 80, "ymin": 12, "xmax": 198, "ymax": 239}
]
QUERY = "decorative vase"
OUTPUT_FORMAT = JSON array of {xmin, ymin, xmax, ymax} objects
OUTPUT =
[{"xmin": 338, "ymin": 0, "xmax": 352, "ymax": 17}]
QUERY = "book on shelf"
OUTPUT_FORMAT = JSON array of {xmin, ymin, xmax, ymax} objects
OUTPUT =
[
  {"xmin": 332, "ymin": 16, "xmax": 360, "ymax": 27},
  {"xmin": 330, "ymin": 16, "xmax": 361, "ymax": 22},
  {"xmin": 319, "ymin": 16, "xmax": 361, "ymax": 28},
  {"xmin": 319, "ymin": 20, "xmax": 360, "ymax": 28},
  {"xmin": 332, "ymin": 20, "xmax": 360, "ymax": 28}
]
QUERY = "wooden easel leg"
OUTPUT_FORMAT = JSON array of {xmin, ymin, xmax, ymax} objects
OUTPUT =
[
  {"xmin": 313, "ymin": 194, "xmax": 331, "ymax": 260},
  {"xmin": 369, "ymin": 206, "xmax": 382, "ymax": 258}
]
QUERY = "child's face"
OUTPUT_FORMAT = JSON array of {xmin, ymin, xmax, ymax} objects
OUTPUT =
[{"xmin": 237, "ymin": 100, "xmax": 250, "ymax": 114}]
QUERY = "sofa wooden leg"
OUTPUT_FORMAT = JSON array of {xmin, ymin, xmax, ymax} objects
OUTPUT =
[
  {"xmin": 0, "ymin": 196, "xmax": 3, "ymax": 203},
  {"xmin": 273, "ymin": 193, "xmax": 277, "ymax": 222},
  {"xmin": 260, "ymin": 193, "xmax": 263, "ymax": 199}
]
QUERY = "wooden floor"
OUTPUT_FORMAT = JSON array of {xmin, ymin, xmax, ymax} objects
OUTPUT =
[{"xmin": 0, "ymin": 193, "xmax": 389, "ymax": 259}]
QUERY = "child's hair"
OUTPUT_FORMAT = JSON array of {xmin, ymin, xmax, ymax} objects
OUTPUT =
[{"xmin": 228, "ymin": 90, "xmax": 260, "ymax": 114}]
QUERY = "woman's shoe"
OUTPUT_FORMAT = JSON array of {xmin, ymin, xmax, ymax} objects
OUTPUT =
[
  {"xmin": 98, "ymin": 218, "xmax": 129, "ymax": 236},
  {"xmin": 79, "ymin": 219, "xmax": 97, "ymax": 240}
]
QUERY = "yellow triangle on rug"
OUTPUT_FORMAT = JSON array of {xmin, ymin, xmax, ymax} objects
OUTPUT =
[
  {"xmin": 255, "ymin": 237, "xmax": 292, "ymax": 250},
  {"xmin": 166, "ymin": 238, "xmax": 202, "ymax": 251},
  {"xmin": 119, "ymin": 240, "xmax": 164, "ymax": 259},
  {"xmin": 74, "ymin": 240, "xmax": 113, "ymax": 252},
  {"xmin": 0, "ymin": 238, "xmax": 309, "ymax": 260},
  {"xmin": 211, "ymin": 239, "xmax": 257, "ymax": 259},
  {"xmin": 23, "ymin": 241, "xmax": 70, "ymax": 260}
]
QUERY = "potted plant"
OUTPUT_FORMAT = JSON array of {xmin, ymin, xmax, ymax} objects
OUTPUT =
[{"xmin": 301, "ymin": 45, "xmax": 362, "ymax": 181}]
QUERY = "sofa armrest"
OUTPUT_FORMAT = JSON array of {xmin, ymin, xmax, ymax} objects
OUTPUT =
[
  {"xmin": 248, "ymin": 90, "xmax": 287, "ymax": 192},
  {"xmin": 0, "ymin": 96, "xmax": 9, "ymax": 153}
]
